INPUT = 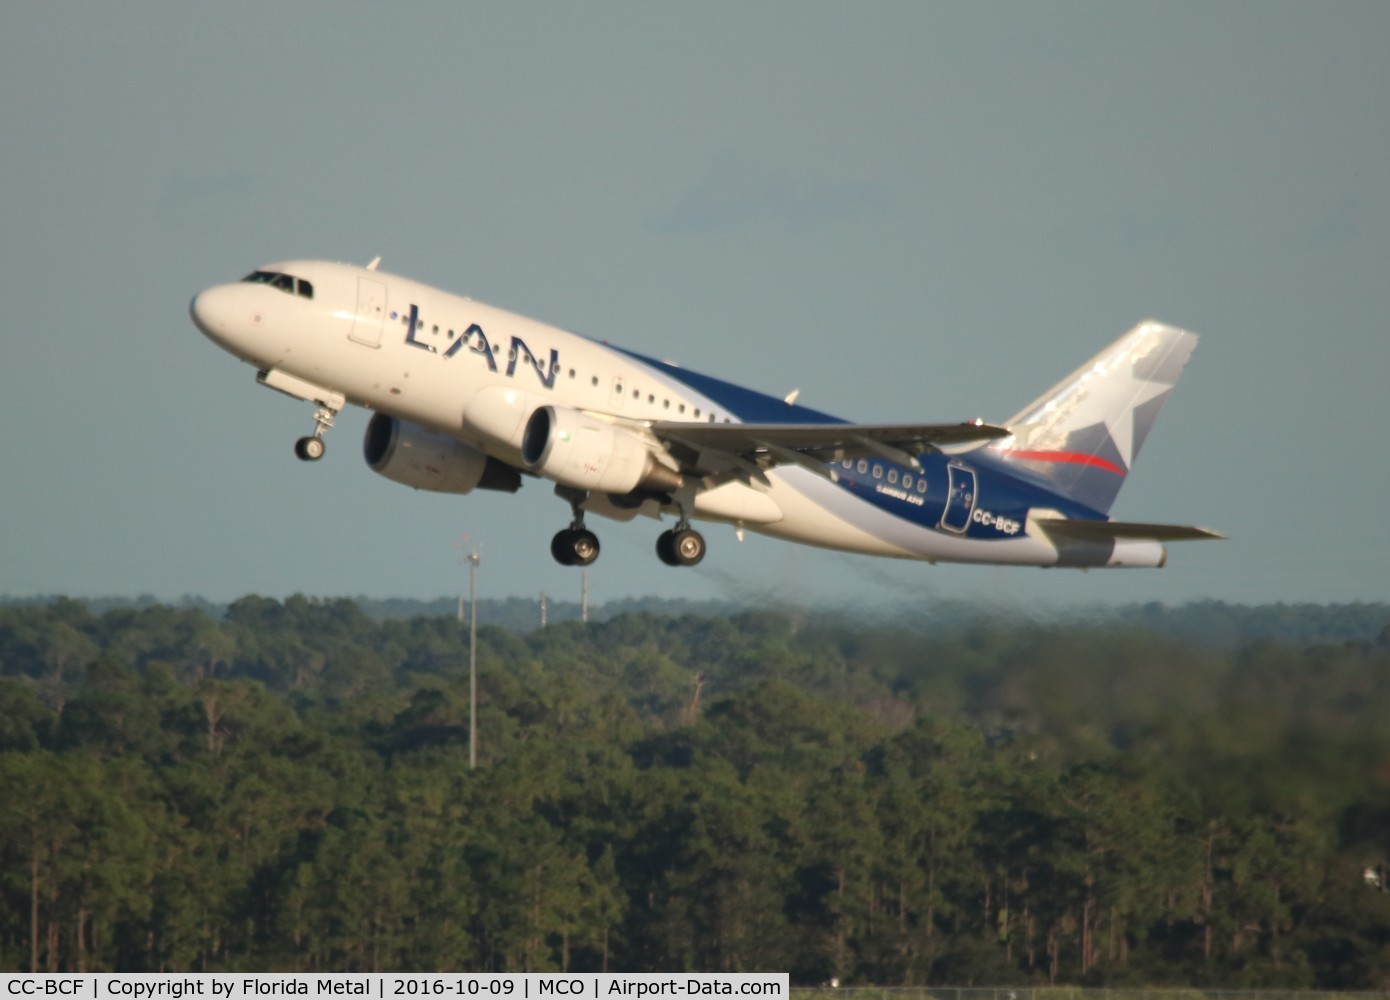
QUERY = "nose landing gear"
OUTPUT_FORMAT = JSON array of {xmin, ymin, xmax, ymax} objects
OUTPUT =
[
  {"xmin": 294, "ymin": 435, "xmax": 326, "ymax": 461},
  {"xmin": 293, "ymin": 404, "xmax": 337, "ymax": 462},
  {"xmin": 254, "ymin": 370, "xmax": 343, "ymax": 464}
]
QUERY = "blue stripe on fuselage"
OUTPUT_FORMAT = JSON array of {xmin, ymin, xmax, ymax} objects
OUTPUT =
[
  {"xmin": 834, "ymin": 453, "xmax": 1105, "ymax": 538},
  {"xmin": 617, "ymin": 346, "xmax": 1104, "ymax": 539},
  {"xmin": 613, "ymin": 348, "xmax": 845, "ymax": 425}
]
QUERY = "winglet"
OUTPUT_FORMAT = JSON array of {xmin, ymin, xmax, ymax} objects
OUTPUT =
[{"xmin": 366, "ymin": 256, "xmax": 382, "ymax": 271}]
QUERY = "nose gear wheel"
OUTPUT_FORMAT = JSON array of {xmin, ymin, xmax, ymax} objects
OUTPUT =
[
  {"xmin": 294, "ymin": 436, "xmax": 326, "ymax": 461},
  {"xmin": 294, "ymin": 405, "xmax": 337, "ymax": 462}
]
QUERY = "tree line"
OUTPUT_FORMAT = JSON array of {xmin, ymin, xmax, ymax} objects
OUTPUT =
[{"xmin": 0, "ymin": 596, "xmax": 1388, "ymax": 984}]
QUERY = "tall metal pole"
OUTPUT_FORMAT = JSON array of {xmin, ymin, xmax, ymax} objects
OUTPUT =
[
  {"xmin": 581, "ymin": 568, "xmax": 589, "ymax": 624},
  {"xmin": 468, "ymin": 551, "xmax": 480, "ymax": 770}
]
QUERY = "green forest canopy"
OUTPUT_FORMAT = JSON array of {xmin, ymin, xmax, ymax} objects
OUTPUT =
[{"xmin": 0, "ymin": 597, "xmax": 1388, "ymax": 984}]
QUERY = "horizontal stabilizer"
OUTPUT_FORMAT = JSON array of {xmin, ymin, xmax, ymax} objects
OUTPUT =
[{"xmin": 1034, "ymin": 518, "xmax": 1225, "ymax": 543}]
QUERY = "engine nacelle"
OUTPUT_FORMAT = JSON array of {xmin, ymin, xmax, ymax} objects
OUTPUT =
[
  {"xmin": 462, "ymin": 385, "xmax": 543, "ymax": 453},
  {"xmin": 364, "ymin": 414, "xmax": 521, "ymax": 494},
  {"xmin": 521, "ymin": 406, "xmax": 682, "ymax": 495}
]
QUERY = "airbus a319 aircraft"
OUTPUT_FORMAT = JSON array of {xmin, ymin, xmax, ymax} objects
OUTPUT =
[{"xmin": 189, "ymin": 258, "xmax": 1221, "ymax": 570}]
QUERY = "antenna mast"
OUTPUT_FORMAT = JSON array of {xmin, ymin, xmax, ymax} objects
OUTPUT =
[{"xmin": 467, "ymin": 551, "xmax": 480, "ymax": 769}]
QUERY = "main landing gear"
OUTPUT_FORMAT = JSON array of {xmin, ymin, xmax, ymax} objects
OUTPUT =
[
  {"xmin": 552, "ymin": 526, "xmax": 601, "ymax": 567},
  {"xmin": 551, "ymin": 487, "xmax": 600, "ymax": 566},
  {"xmin": 548, "ymin": 489, "xmax": 706, "ymax": 568},
  {"xmin": 293, "ymin": 404, "xmax": 338, "ymax": 462},
  {"xmin": 656, "ymin": 485, "xmax": 706, "ymax": 567},
  {"xmin": 656, "ymin": 525, "xmax": 706, "ymax": 567}
]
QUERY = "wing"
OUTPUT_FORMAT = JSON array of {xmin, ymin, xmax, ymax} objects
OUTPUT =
[
  {"xmin": 647, "ymin": 420, "xmax": 1009, "ymax": 484},
  {"xmin": 1034, "ymin": 518, "xmax": 1226, "ymax": 542}
]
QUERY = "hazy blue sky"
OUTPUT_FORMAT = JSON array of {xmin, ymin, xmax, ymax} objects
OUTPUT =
[{"xmin": 3, "ymin": 2, "xmax": 1387, "ymax": 611}]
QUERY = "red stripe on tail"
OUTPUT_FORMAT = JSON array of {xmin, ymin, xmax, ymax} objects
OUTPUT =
[{"xmin": 1002, "ymin": 450, "xmax": 1126, "ymax": 476}]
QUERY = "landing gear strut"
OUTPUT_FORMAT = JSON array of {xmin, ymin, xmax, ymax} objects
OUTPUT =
[
  {"xmin": 657, "ymin": 490, "xmax": 706, "ymax": 567},
  {"xmin": 293, "ymin": 404, "xmax": 337, "ymax": 462},
  {"xmin": 551, "ymin": 489, "xmax": 600, "ymax": 566},
  {"xmin": 548, "ymin": 486, "xmax": 708, "ymax": 568}
]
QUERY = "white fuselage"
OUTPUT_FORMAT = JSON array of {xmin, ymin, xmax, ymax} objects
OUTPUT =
[{"xmin": 190, "ymin": 259, "xmax": 1168, "ymax": 569}]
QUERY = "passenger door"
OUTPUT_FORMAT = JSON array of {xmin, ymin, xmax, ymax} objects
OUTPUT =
[
  {"xmin": 939, "ymin": 464, "xmax": 977, "ymax": 534},
  {"xmin": 349, "ymin": 277, "xmax": 386, "ymax": 347}
]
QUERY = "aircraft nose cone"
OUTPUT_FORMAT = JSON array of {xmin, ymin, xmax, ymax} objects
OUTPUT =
[
  {"xmin": 189, "ymin": 284, "xmax": 245, "ymax": 353},
  {"xmin": 189, "ymin": 287, "xmax": 221, "ymax": 338},
  {"xmin": 189, "ymin": 283, "xmax": 276, "ymax": 365}
]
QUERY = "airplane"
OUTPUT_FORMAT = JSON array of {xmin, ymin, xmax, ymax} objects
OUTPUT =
[{"xmin": 189, "ymin": 258, "xmax": 1221, "ymax": 570}]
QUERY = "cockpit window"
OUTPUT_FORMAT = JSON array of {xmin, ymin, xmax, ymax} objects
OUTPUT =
[{"xmin": 241, "ymin": 270, "xmax": 313, "ymax": 299}]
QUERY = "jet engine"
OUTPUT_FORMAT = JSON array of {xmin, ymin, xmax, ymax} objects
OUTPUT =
[
  {"xmin": 364, "ymin": 414, "xmax": 521, "ymax": 494},
  {"xmin": 521, "ymin": 406, "xmax": 682, "ymax": 495}
]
